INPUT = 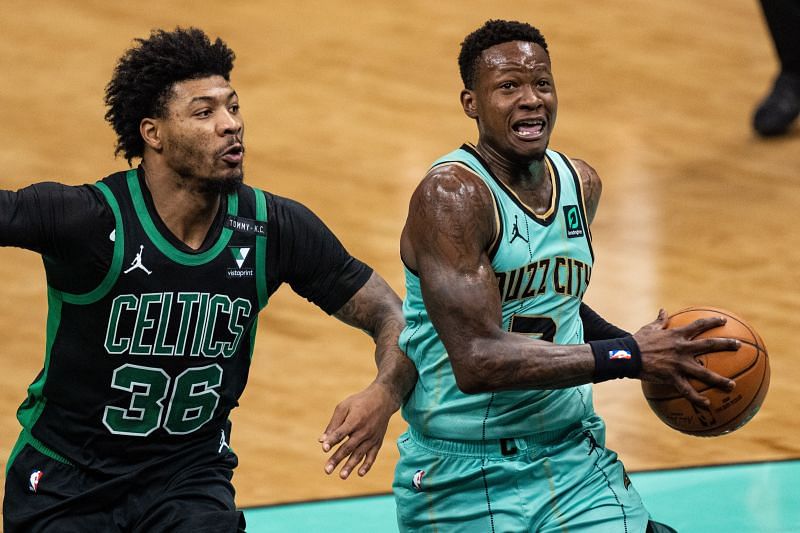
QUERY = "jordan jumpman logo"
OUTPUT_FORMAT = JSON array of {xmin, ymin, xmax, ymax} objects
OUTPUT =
[
  {"xmin": 509, "ymin": 215, "xmax": 529, "ymax": 243},
  {"xmin": 124, "ymin": 245, "xmax": 152, "ymax": 275}
]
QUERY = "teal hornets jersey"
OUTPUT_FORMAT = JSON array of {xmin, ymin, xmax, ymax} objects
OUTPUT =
[{"xmin": 400, "ymin": 144, "xmax": 596, "ymax": 440}]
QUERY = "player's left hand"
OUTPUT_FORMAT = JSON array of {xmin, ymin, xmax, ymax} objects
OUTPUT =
[{"xmin": 319, "ymin": 381, "xmax": 399, "ymax": 479}]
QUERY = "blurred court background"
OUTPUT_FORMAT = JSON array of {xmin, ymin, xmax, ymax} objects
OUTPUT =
[{"xmin": 1, "ymin": 0, "xmax": 798, "ymax": 531}]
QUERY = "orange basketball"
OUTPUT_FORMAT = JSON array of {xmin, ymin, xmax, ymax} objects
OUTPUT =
[{"xmin": 641, "ymin": 306, "xmax": 770, "ymax": 437}]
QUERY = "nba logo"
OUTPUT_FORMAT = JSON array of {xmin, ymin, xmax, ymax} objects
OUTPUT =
[
  {"xmin": 29, "ymin": 470, "xmax": 43, "ymax": 493},
  {"xmin": 411, "ymin": 469, "xmax": 426, "ymax": 491},
  {"xmin": 609, "ymin": 349, "xmax": 632, "ymax": 360}
]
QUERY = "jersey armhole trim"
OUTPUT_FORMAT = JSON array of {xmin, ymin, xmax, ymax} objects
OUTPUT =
[
  {"xmin": 58, "ymin": 181, "xmax": 125, "ymax": 305},
  {"xmin": 558, "ymin": 152, "xmax": 595, "ymax": 262},
  {"xmin": 430, "ymin": 161, "xmax": 503, "ymax": 261}
]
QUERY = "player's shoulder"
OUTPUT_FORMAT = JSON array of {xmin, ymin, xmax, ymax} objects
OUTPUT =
[
  {"xmin": 405, "ymin": 162, "xmax": 496, "ymax": 245},
  {"xmin": 419, "ymin": 160, "xmax": 493, "ymax": 203},
  {"xmin": 94, "ymin": 168, "xmax": 132, "ymax": 189},
  {"xmin": 260, "ymin": 190, "xmax": 334, "ymax": 242},
  {"xmin": 263, "ymin": 190, "xmax": 314, "ymax": 218},
  {"xmin": 28, "ymin": 180, "xmax": 110, "ymax": 211},
  {"xmin": 554, "ymin": 154, "xmax": 601, "ymax": 189},
  {"xmin": 553, "ymin": 154, "xmax": 602, "ymax": 223}
]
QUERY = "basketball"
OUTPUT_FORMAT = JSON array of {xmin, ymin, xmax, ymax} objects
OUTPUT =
[{"xmin": 641, "ymin": 306, "xmax": 770, "ymax": 437}]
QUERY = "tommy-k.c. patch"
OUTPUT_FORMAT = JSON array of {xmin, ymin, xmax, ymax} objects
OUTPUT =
[{"xmin": 225, "ymin": 215, "xmax": 265, "ymax": 236}]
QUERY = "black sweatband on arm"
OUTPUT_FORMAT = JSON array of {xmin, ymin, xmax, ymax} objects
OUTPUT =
[
  {"xmin": 580, "ymin": 302, "xmax": 631, "ymax": 340},
  {"xmin": 589, "ymin": 336, "xmax": 642, "ymax": 383}
]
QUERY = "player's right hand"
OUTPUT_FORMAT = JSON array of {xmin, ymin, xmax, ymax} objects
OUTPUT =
[
  {"xmin": 633, "ymin": 309, "xmax": 739, "ymax": 409},
  {"xmin": 319, "ymin": 380, "xmax": 398, "ymax": 480}
]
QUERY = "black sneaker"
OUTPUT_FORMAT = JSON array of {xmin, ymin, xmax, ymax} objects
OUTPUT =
[{"xmin": 753, "ymin": 72, "xmax": 800, "ymax": 137}]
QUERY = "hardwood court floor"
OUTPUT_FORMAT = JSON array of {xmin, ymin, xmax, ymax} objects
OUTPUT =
[{"xmin": 0, "ymin": 0, "xmax": 798, "ymax": 515}]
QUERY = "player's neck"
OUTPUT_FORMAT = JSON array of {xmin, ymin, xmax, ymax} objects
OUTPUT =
[
  {"xmin": 475, "ymin": 142, "xmax": 554, "ymax": 215},
  {"xmin": 139, "ymin": 162, "xmax": 222, "ymax": 251},
  {"xmin": 476, "ymin": 142, "xmax": 549, "ymax": 188}
]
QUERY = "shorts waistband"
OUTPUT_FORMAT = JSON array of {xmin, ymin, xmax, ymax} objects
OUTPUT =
[
  {"xmin": 7, "ymin": 428, "xmax": 74, "ymax": 473},
  {"xmin": 406, "ymin": 424, "xmax": 582, "ymax": 458}
]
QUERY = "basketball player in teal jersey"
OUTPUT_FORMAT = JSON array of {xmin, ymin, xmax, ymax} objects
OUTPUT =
[
  {"xmin": 0, "ymin": 28, "xmax": 416, "ymax": 532},
  {"xmin": 393, "ymin": 20, "xmax": 740, "ymax": 532}
]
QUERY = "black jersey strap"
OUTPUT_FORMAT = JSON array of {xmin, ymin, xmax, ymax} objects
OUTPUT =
[
  {"xmin": 580, "ymin": 303, "xmax": 630, "ymax": 340},
  {"xmin": 553, "ymin": 151, "xmax": 594, "ymax": 261}
]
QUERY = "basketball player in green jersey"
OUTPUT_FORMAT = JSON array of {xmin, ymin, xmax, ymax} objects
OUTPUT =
[
  {"xmin": 0, "ymin": 28, "xmax": 416, "ymax": 532},
  {"xmin": 393, "ymin": 20, "xmax": 740, "ymax": 532}
]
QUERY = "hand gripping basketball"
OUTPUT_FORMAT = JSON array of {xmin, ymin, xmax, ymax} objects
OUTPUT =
[{"xmin": 638, "ymin": 307, "xmax": 769, "ymax": 437}]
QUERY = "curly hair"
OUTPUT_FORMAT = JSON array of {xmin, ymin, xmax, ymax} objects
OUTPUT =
[
  {"xmin": 104, "ymin": 27, "xmax": 236, "ymax": 164},
  {"xmin": 458, "ymin": 20, "xmax": 549, "ymax": 90}
]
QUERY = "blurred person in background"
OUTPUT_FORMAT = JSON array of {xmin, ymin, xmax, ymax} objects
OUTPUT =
[{"xmin": 753, "ymin": 0, "xmax": 800, "ymax": 136}]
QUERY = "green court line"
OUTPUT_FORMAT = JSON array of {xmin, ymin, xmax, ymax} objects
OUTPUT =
[
  {"xmin": 630, "ymin": 459, "xmax": 800, "ymax": 532},
  {"xmin": 243, "ymin": 459, "xmax": 800, "ymax": 532}
]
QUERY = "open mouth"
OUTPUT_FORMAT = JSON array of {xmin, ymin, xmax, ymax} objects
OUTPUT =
[
  {"xmin": 512, "ymin": 118, "xmax": 546, "ymax": 138},
  {"xmin": 220, "ymin": 144, "xmax": 244, "ymax": 164}
]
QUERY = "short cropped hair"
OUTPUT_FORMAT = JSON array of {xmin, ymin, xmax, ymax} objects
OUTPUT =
[
  {"xmin": 104, "ymin": 27, "xmax": 236, "ymax": 163},
  {"xmin": 458, "ymin": 19, "xmax": 549, "ymax": 90}
]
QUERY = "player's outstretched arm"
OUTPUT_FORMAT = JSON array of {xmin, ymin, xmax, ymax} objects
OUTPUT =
[
  {"xmin": 0, "ymin": 184, "xmax": 68, "ymax": 252},
  {"xmin": 319, "ymin": 271, "xmax": 416, "ymax": 479},
  {"xmin": 0, "ymin": 183, "xmax": 112, "ymax": 258}
]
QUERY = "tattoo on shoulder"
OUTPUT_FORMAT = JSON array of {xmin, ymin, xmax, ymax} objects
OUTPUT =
[
  {"xmin": 572, "ymin": 159, "xmax": 601, "ymax": 223},
  {"xmin": 412, "ymin": 167, "xmax": 495, "ymax": 248}
]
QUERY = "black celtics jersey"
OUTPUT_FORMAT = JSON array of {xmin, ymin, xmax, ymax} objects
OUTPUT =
[{"xmin": 15, "ymin": 169, "xmax": 269, "ymax": 474}]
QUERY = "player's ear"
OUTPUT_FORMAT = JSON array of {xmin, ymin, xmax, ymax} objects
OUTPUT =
[
  {"xmin": 140, "ymin": 118, "xmax": 162, "ymax": 151},
  {"xmin": 461, "ymin": 89, "xmax": 478, "ymax": 119}
]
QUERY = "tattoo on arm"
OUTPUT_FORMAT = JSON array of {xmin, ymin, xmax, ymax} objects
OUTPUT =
[
  {"xmin": 405, "ymin": 164, "xmax": 598, "ymax": 392},
  {"xmin": 334, "ymin": 273, "xmax": 416, "ymax": 403}
]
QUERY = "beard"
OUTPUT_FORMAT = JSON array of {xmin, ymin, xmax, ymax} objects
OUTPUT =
[
  {"xmin": 194, "ymin": 172, "xmax": 244, "ymax": 195},
  {"xmin": 167, "ymin": 138, "xmax": 245, "ymax": 195}
]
